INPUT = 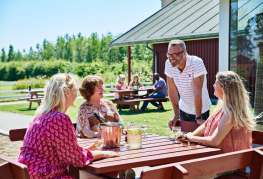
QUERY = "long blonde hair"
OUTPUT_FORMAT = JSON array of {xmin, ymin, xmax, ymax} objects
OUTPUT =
[
  {"xmin": 35, "ymin": 73, "xmax": 76, "ymax": 115},
  {"xmin": 216, "ymin": 71, "xmax": 255, "ymax": 130}
]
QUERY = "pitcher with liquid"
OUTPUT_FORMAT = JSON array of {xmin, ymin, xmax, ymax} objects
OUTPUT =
[{"xmin": 127, "ymin": 126, "xmax": 143, "ymax": 149}]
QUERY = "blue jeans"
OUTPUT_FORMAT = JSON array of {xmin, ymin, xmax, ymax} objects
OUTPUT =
[{"xmin": 141, "ymin": 93, "xmax": 166, "ymax": 109}]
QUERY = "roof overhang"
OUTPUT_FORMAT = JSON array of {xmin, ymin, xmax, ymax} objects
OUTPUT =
[{"xmin": 110, "ymin": 32, "xmax": 219, "ymax": 47}]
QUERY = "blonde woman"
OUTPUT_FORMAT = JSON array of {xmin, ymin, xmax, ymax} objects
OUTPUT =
[
  {"xmin": 185, "ymin": 71, "xmax": 255, "ymax": 152},
  {"xmin": 115, "ymin": 74, "xmax": 127, "ymax": 90},
  {"xmin": 129, "ymin": 74, "xmax": 143, "ymax": 90},
  {"xmin": 18, "ymin": 73, "xmax": 117, "ymax": 178}
]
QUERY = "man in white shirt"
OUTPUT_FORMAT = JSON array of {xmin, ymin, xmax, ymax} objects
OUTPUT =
[{"xmin": 165, "ymin": 39, "xmax": 211, "ymax": 132}]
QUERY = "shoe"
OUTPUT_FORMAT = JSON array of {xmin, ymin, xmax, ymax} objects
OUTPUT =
[
  {"xmin": 157, "ymin": 105, "xmax": 164, "ymax": 111},
  {"xmin": 124, "ymin": 169, "xmax": 136, "ymax": 179},
  {"xmin": 140, "ymin": 107, "xmax": 146, "ymax": 112}
]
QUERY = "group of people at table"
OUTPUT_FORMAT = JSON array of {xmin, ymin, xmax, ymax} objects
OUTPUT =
[
  {"xmin": 17, "ymin": 39, "xmax": 259, "ymax": 178},
  {"xmin": 114, "ymin": 73, "xmax": 168, "ymax": 111}
]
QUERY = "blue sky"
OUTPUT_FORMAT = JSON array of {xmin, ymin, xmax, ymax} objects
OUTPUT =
[{"xmin": 0, "ymin": 0, "xmax": 161, "ymax": 51}]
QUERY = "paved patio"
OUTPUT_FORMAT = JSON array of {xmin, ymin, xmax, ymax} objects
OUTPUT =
[{"xmin": 0, "ymin": 111, "xmax": 32, "ymax": 135}]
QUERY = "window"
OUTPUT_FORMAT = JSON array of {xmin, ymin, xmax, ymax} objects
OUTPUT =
[{"xmin": 229, "ymin": 0, "xmax": 263, "ymax": 114}]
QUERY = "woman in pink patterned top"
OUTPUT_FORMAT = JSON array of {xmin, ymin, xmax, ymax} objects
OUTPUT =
[
  {"xmin": 18, "ymin": 73, "xmax": 118, "ymax": 178},
  {"xmin": 77, "ymin": 75, "xmax": 121, "ymax": 138},
  {"xmin": 185, "ymin": 71, "xmax": 255, "ymax": 152}
]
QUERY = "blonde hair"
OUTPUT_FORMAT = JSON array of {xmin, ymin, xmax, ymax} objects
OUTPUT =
[
  {"xmin": 117, "ymin": 74, "xmax": 125, "ymax": 83},
  {"xmin": 132, "ymin": 74, "xmax": 139, "ymax": 82},
  {"xmin": 216, "ymin": 71, "xmax": 255, "ymax": 130},
  {"xmin": 35, "ymin": 73, "xmax": 76, "ymax": 115}
]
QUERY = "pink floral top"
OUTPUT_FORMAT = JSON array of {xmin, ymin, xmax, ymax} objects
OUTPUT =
[
  {"xmin": 115, "ymin": 82, "xmax": 127, "ymax": 90},
  {"xmin": 204, "ymin": 109, "xmax": 252, "ymax": 153},
  {"xmin": 18, "ymin": 110, "xmax": 93, "ymax": 179},
  {"xmin": 77, "ymin": 99, "xmax": 120, "ymax": 138}
]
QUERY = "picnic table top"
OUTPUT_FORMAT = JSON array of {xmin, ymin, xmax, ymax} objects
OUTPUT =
[
  {"xmin": 110, "ymin": 87, "xmax": 154, "ymax": 93},
  {"xmin": 77, "ymin": 134, "xmax": 221, "ymax": 174}
]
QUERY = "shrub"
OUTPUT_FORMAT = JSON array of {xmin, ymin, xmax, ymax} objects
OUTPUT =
[
  {"xmin": 13, "ymin": 77, "xmax": 46, "ymax": 90},
  {"xmin": 0, "ymin": 59, "xmax": 153, "ymax": 83}
]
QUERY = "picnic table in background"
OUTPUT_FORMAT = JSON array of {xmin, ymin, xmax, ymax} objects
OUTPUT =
[
  {"xmin": 21, "ymin": 89, "xmax": 44, "ymax": 109},
  {"xmin": 111, "ymin": 87, "xmax": 168, "ymax": 111},
  {"xmin": 78, "ymin": 134, "xmax": 221, "ymax": 178}
]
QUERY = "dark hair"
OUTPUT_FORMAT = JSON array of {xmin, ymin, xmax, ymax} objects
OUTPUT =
[{"xmin": 79, "ymin": 75, "xmax": 103, "ymax": 101}]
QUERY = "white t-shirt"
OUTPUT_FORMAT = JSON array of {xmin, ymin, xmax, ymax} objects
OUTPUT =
[{"xmin": 165, "ymin": 55, "xmax": 211, "ymax": 115}]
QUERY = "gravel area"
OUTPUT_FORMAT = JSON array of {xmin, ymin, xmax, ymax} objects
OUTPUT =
[{"xmin": 0, "ymin": 134, "xmax": 22, "ymax": 164}]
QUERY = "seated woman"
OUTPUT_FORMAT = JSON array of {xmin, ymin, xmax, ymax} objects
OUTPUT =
[
  {"xmin": 185, "ymin": 71, "xmax": 255, "ymax": 153},
  {"xmin": 77, "ymin": 75, "xmax": 120, "ymax": 138},
  {"xmin": 128, "ymin": 74, "xmax": 144, "ymax": 90},
  {"xmin": 18, "ymin": 73, "xmax": 117, "ymax": 178},
  {"xmin": 115, "ymin": 74, "xmax": 128, "ymax": 90}
]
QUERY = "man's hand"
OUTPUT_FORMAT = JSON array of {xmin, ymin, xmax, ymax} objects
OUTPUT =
[
  {"xmin": 196, "ymin": 119, "xmax": 206, "ymax": 125},
  {"xmin": 168, "ymin": 116, "xmax": 179, "ymax": 130}
]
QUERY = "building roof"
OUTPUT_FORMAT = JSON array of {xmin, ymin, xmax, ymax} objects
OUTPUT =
[
  {"xmin": 111, "ymin": 0, "xmax": 219, "ymax": 47},
  {"xmin": 111, "ymin": 0, "xmax": 263, "ymax": 47}
]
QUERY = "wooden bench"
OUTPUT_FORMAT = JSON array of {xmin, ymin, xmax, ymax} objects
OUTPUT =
[
  {"xmin": 9, "ymin": 123, "xmax": 77, "ymax": 141},
  {"xmin": 252, "ymin": 130, "xmax": 263, "ymax": 145},
  {"xmin": 0, "ymin": 155, "xmax": 80, "ymax": 179},
  {"xmin": 140, "ymin": 147, "xmax": 263, "ymax": 179},
  {"xmin": 113, "ymin": 97, "xmax": 169, "ymax": 111},
  {"xmin": 0, "ymin": 155, "xmax": 29, "ymax": 179}
]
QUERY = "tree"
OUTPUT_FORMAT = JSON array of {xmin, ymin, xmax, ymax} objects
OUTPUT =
[
  {"xmin": 14, "ymin": 50, "xmax": 23, "ymax": 61},
  {"xmin": 1, "ymin": 48, "xmax": 6, "ymax": 62},
  {"xmin": 42, "ymin": 39, "xmax": 54, "ymax": 60},
  {"xmin": 7, "ymin": 45, "xmax": 15, "ymax": 61}
]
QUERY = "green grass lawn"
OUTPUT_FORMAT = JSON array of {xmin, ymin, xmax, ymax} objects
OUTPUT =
[
  {"xmin": 0, "ymin": 98, "xmax": 174, "ymax": 136},
  {"xmin": 1, "ymin": 98, "xmax": 262, "ymax": 135}
]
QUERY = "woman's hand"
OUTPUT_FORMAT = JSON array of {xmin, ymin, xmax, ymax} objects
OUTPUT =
[
  {"xmin": 87, "ymin": 140, "xmax": 103, "ymax": 150},
  {"xmin": 91, "ymin": 150, "xmax": 120, "ymax": 161},
  {"xmin": 185, "ymin": 132, "xmax": 193, "ymax": 141}
]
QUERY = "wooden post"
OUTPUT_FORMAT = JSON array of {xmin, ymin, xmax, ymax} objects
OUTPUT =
[{"xmin": 128, "ymin": 46, "xmax": 131, "ymax": 83}]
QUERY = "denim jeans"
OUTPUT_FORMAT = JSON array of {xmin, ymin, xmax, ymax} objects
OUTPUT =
[{"xmin": 141, "ymin": 93, "xmax": 166, "ymax": 109}]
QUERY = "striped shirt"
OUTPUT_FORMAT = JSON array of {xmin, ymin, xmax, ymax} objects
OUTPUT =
[{"xmin": 165, "ymin": 55, "xmax": 211, "ymax": 115}]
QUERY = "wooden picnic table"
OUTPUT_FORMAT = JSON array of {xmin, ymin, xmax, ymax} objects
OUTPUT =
[
  {"xmin": 111, "ymin": 87, "xmax": 169, "ymax": 111},
  {"xmin": 111, "ymin": 87, "xmax": 154, "ymax": 99},
  {"xmin": 21, "ymin": 89, "xmax": 44, "ymax": 109},
  {"xmin": 77, "ymin": 134, "xmax": 221, "ymax": 176}
]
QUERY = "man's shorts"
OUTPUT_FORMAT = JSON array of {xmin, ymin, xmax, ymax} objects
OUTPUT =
[{"xmin": 179, "ymin": 110, "xmax": 210, "ymax": 122}]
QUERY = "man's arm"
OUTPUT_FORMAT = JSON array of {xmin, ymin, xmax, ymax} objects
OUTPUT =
[
  {"xmin": 167, "ymin": 76, "xmax": 179, "ymax": 120},
  {"xmin": 193, "ymin": 75, "xmax": 204, "ymax": 119}
]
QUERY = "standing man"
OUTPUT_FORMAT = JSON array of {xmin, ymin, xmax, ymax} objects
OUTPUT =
[
  {"xmin": 140, "ymin": 73, "xmax": 167, "ymax": 111},
  {"xmin": 165, "ymin": 39, "xmax": 211, "ymax": 132}
]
